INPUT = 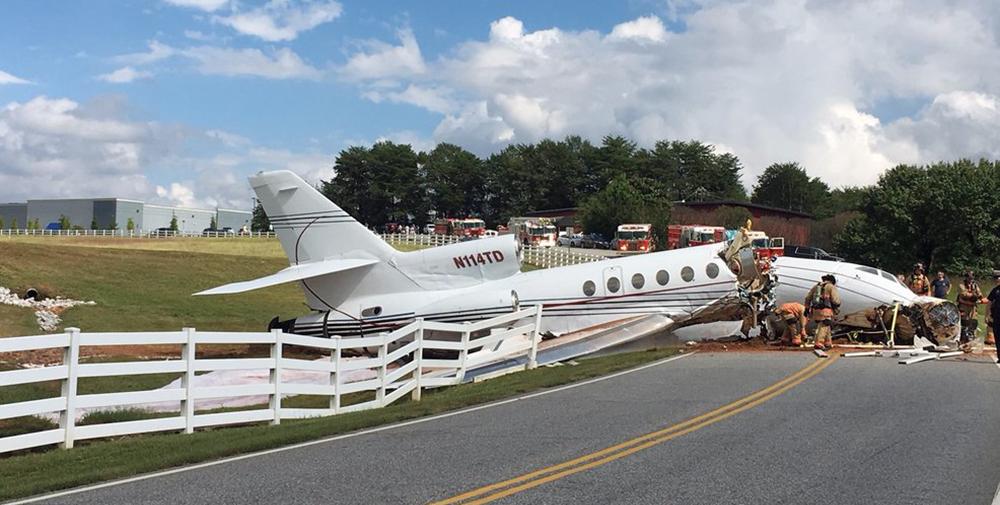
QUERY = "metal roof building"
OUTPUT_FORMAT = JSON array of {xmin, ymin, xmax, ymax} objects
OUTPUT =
[{"xmin": 0, "ymin": 198, "xmax": 250, "ymax": 234}]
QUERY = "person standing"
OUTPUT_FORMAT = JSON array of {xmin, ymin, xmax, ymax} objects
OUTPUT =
[
  {"xmin": 806, "ymin": 274, "xmax": 841, "ymax": 350},
  {"xmin": 956, "ymin": 271, "xmax": 988, "ymax": 344},
  {"xmin": 987, "ymin": 271, "xmax": 1000, "ymax": 353},
  {"xmin": 907, "ymin": 263, "xmax": 932, "ymax": 296},
  {"xmin": 930, "ymin": 271, "xmax": 951, "ymax": 299}
]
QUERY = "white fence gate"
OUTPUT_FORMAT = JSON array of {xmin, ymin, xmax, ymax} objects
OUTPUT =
[{"xmin": 0, "ymin": 306, "xmax": 542, "ymax": 454}]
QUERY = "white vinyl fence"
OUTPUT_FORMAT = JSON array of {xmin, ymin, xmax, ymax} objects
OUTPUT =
[
  {"xmin": 521, "ymin": 246, "xmax": 607, "ymax": 269},
  {"xmin": 0, "ymin": 306, "xmax": 542, "ymax": 454},
  {"xmin": 380, "ymin": 232, "xmax": 461, "ymax": 247},
  {"xmin": 0, "ymin": 229, "xmax": 277, "ymax": 239}
]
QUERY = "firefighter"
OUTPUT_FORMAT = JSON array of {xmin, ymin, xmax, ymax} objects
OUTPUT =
[
  {"xmin": 907, "ymin": 263, "xmax": 931, "ymax": 296},
  {"xmin": 772, "ymin": 302, "xmax": 807, "ymax": 346},
  {"xmin": 805, "ymin": 274, "xmax": 841, "ymax": 350},
  {"xmin": 984, "ymin": 270, "xmax": 1000, "ymax": 347},
  {"xmin": 987, "ymin": 271, "xmax": 1000, "ymax": 360},
  {"xmin": 956, "ymin": 271, "xmax": 988, "ymax": 344}
]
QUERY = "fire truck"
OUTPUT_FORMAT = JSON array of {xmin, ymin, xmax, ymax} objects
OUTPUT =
[
  {"xmin": 666, "ymin": 225, "xmax": 726, "ymax": 250},
  {"xmin": 746, "ymin": 230, "xmax": 785, "ymax": 259},
  {"xmin": 507, "ymin": 217, "xmax": 558, "ymax": 247},
  {"xmin": 613, "ymin": 224, "xmax": 654, "ymax": 253},
  {"xmin": 433, "ymin": 218, "xmax": 486, "ymax": 238}
]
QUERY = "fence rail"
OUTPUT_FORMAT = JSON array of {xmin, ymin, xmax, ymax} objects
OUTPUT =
[
  {"xmin": 0, "ymin": 229, "xmax": 277, "ymax": 239},
  {"xmin": 0, "ymin": 306, "xmax": 543, "ymax": 454}
]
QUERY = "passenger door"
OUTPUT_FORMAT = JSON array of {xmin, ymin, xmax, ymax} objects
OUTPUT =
[{"xmin": 602, "ymin": 266, "xmax": 624, "ymax": 297}]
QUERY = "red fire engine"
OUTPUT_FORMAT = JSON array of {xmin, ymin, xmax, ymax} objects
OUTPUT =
[
  {"xmin": 507, "ymin": 217, "xmax": 557, "ymax": 247},
  {"xmin": 434, "ymin": 218, "xmax": 486, "ymax": 237},
  {"xmin": 666, "ymin": 225, "xmax": 726, "ymax": 250},
  {"xmin": 614, "ymin": 224, "xmax": 654, "ymax": 253}
]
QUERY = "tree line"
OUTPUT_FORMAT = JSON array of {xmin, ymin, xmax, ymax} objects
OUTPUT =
[
  {"xmin": 318, "ymin": 136, "xmax": 745, "ymax": 231},
  {"xmin": 250, "ymin": 136, "xmax": 999, "ymax": 275}
]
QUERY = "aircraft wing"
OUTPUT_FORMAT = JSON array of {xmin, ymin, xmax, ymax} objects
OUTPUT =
[{"xmin": 193, "ymin": 258, "xmax": 379, "ymax": 296}]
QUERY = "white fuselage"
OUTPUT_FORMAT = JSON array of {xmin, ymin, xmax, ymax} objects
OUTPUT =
[{"xmin": 290, "ymin": 243, "xmax": 739, "ymax": 338}]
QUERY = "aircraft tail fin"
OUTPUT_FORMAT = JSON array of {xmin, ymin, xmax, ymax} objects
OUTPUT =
[{"xmin": 250, "ymin": 170, "xmax": 397, "ymax": 264}]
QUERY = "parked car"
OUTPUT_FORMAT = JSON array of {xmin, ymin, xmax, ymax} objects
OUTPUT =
[
  {"xmin": 150, "ymin": 227, "xmax": 175, "ymax": 237},
  {"xmin": 783, "ymin": 245, "xmax": 843, "ymax": 261},
  {"xmin": 423, "ymin": 223, "xmax": 435, "ymax": 234},
  {"xmin": 580, "ymin": 233, "xmax": 610, "ymax": 249},
  {"xmin": 557, "ymin": 233, "xmax": 582, "ymax": 247},
  {"xmin": 483, "ymin": 229, "xmax": 499, "ymax": 237},
  {"xmin": 203, "ymin": 227, "xmax": 236, "ymax": 236}
]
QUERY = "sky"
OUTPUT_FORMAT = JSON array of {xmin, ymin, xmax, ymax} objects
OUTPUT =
[{"xmin": 2, "ymin": 0, "xmax": 1000, "ymax": 210}]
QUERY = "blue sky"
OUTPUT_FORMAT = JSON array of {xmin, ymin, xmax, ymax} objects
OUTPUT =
[{"xmin": 1, "ymin": 0, "xmax": 999, "ymax": 209}]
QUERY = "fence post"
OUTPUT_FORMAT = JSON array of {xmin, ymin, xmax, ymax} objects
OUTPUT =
[
  {"xmin": 411, "ymin": 319, "xmax": 424, "ymax": 401},
  {"xmin": 59, "ymin": 327, "xmax": 80, "ymax": 449},
  {"xmin": 457, "ymin": 325, "xmax": 471, "ymax": 382},
  {"xmin": 270, "ymin": 329, "xmax": 283, "ymax": 425},
  {"xmin": 330, "ymin": 336, "xmax": 341, "ymax": 414},
  {"xmin": 181, "ymin": 328, "xmax": 196, "ymax": 433},
  {"xmin": 376, "ymin": 335, "xmax": 388, "ymax": 406},
  {"xmin": 528, "ymin": 306, "xmax": 543, "ymax": 369}
]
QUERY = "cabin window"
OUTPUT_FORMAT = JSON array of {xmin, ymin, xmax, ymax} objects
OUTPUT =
[
  {"xmin": 681, "ymin": 266, "xmax": 695, "ymax": 282},
  {"xmin": 607, "ymin": 277, "xmax": 621, "ymax": 293},
  {"xmin": 583, "ymin": 280, "xmax": 596, "ymax": 296},
  {"xmin": 706, "ymin": 263, "xmax": 720, "ymax": 279},
  {"xmin": 656, "ymin": 270, "xmax": 670, "ymax": 286},
  {"xmin": 361, "ymin": 306, "xmax": 383, "ymax": 317},
  {"xmin": 632, "ymin": 273, "xmax": 645, "ymax": 289}
]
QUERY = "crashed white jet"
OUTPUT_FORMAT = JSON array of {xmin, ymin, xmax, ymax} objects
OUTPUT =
[{"xmin": 196, "ymin": 170, "xmax": 960, "ymax": 358}]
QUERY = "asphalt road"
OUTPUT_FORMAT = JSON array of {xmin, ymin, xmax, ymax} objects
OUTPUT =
[{"xmin": 22, "ymin": 352, "xmax": 1000, "ymax": 505}]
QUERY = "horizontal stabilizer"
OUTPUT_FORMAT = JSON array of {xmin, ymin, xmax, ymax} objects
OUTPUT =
[{"xmin": 193, "ymin": 258, "xmax": 379, "ymax": 296}]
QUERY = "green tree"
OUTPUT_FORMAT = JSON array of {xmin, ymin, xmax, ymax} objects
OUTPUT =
[
  {"xmin": 423, "ymin": 143, "xmax": 486, "ymax": 219},
  {"xmin": 751, "ymin": 162, "xmax": 830, "ymax": 216},
  {"xmin": 58, "ymin": 215, "xmax": 71, "ymax": 230},
  {"xmin": 108, "ymin": 221, "xmax": 118, "ymax": 230},
  {"xmin": 251, "ymin": 203, "xmax": 270, "ymax": 232},
  {"xmin": 0, "ymin": 217, "xmax": 4, "ymax": 229},
  {"xmin": 169, "ymin": 215, "xmax": 179, "ymax": 232},
  {"xmin": 834, "ymin": 160, "xmax": 1000, "ymax": 273},
  {"xmin": 91, "ymin": 218, "xmax": 99, "ymax": 230},
  {"xmin": 322, "ymin": 141, "xmax": 424, "ymax": 228},
  {"xmin": 712, "ymin": 206, "xmax": 754, "ymax": 230},
  {"xmin": 10, "ymin": 218, "xmax": 16, "ymax": 230},
  {"xmin": 642, "ymin": 140, "xmax": 746, "ymax": 202},
  {"xmin": 210, "ymin": 216, "xmax": 217, "ymax": 229},
  {"xmin": 126, "ymin": 217, "xmax": 135, "ymax": 232},
  {"xmin": 580, "ymin": 174, "xmax": 672, "ymax": 246}
]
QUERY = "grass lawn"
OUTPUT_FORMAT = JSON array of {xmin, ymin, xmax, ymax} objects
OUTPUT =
[
  {"xmin": 0, "ymin": 240, "xmax": 305, "ymax": 337},
  {"xmin": 0, "ymin": 347, "xmax": 681, "ymax": 501}
]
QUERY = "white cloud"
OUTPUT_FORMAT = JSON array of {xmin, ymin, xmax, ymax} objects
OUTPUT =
[
  {"xmin": 214, "ymin": 0, "xmax": 342, "ymax": 42},
  {"xmin": 0, "ymin": 95, "xmax": 332, "ymax": 210},
  {"xmin": 344, "ymin": 4, "xmax": 1000, "ymax": 187},
  {"xmin": 155, "ymin": 182, "xmax": 199, "ymax": 207},
  {"xmin": 183, "ymin": 30, "xmax": 213, "ymax": 41},
  {"xmin": 115, "ymin": 40, "xmax": 176, "ymax": 65},
  {"xmin": 97, "ymin": 66, "xmax": 153, "ymax": 83},
  {"xmin": 363, "ymin": 84, "xmax": 456, "ymax": 114},
  {"xmin": 163, "ymin": 0, "xmax": 229, "ymax": 12},
  {"xmin": 0, "ymin": 96, "xmax": 176, "ymax": 202},
  {"xmin": 0, "ymin": 69, "xmax": 31, "ymax": 85},
  {"xmin": 342, "ymin": 28, "xmax": 426, "ymax": 80},
  {"xmin": 608, "ymin": 15, "xmax": 668, "ymax": 43},
  {"xmin": 205, "ymin": 129, "xmax": 251, "ymax": 147},
  {"xmin": 182, "ymin": 46, "xmax": 321, "ymax": 79}
]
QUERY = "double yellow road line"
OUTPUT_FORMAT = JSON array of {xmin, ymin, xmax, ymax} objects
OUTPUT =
[{"xmin": 431, "ymin": 354, "xmax": 839, "ymax": 505}]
